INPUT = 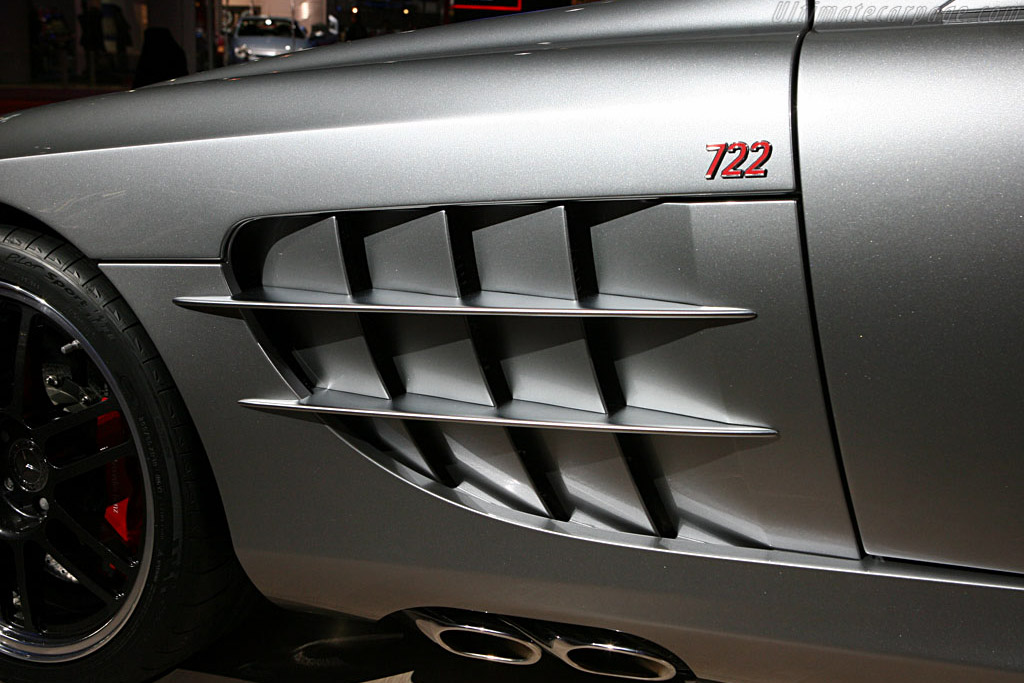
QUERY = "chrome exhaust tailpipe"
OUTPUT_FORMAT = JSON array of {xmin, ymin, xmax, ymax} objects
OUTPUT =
[
  {"xmin": 409, "ymin": 609, "xmax": 543, "ymax": 666},
  {"xmin": 514, "ymin": 621, "xmax": 678, "ymax": 681}
]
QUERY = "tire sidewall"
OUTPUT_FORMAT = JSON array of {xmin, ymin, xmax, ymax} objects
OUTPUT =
[{"xmin": 0, "ymin": 240, "xmax": 186, "ymax": 681}]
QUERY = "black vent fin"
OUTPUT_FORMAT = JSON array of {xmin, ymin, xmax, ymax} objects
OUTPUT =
[
  {"xmin": 439, "ymin": 423, "xmax": 549, "ymax": 517},
  {"xmin": 541, "ymin": 429, "xmax": 657, "ymax": 536},
  {"xmin": 506, "ymin": 427, "xmax": 573, "ymax": 522},
  {"xmin": 364, "ymin": 211, "xmax": 460, "ymax": 297},
  {"xmin": 381, "ymin": 315, "xmax": 496, "ymax": 408},
  {"xmin": 491, "ymin": 317, "xmax": 606, "ymax": 414},
  {"xmin": 591, "ymin": 204, "xmax": 703, "ymax": 304},
  {"xmin": 372, "ymin": 418, "xmax": 438, "ymax": 481},
  {"xmin": 472, "ymin": 206, "xmax": 577, "ymax": 300},
  {"xmin": 262, "ymin": 216, "xmax": 350, "ymax": 295},
  {"xmin": 288, "ymin": 313, "xmax": 391, "ymax": 399},
  {"xmin": 616, "ymin": 434, "xmax": 680, "ymax": 539}
]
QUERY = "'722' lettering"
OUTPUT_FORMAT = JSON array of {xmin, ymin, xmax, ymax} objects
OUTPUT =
[{"xmin": 705, "ymin": 141, "xmax": 773, "ymax": 180}]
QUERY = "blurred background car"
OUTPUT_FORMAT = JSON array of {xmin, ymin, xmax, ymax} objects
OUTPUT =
[{"xmin": 228, "ymin": 15, "xmax": 310, "ymax": 64}]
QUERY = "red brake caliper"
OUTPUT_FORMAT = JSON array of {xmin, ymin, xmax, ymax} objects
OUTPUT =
[{"xmin": 98, "ymin": 406, "xmax": 140, "ymax": 551}]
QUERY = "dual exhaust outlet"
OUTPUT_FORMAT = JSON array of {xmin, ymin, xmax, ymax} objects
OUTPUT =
[{"xmin": 409, "ymin": 609, "xmax": 680, "ymax": 681}]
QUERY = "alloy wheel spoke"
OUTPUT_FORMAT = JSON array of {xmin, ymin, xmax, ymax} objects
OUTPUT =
[
  {"xmin": 1, "ymin": 281, "xmax": 151, "ymax": 656},
  {"xmin": 12, "ymin": 542, "xmax": 38, "ymax": 632},
  {"xmin": 48, "ymin": 502, "xmax": 136, "ymax": 577},
  {"xmin": 41, "ymin": 541, "xmax": 116, "ymax": 605},
  {"xmin": 33, "ymin": 397, "xmax": 123, "ymax": 442},
  {"xmin": 51, "ymin": 441, "xmax": 135, "ymax": 483}
]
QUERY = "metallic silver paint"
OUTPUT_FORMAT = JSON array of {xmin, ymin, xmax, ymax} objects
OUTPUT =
[
  {"xmin": 0, "ymin": 0, "xmax": 1017, "ymax": 679},
  {"xmin": 98, "ymin": 262, "xmax": 1024, "ymax": 682},
  {"xmin": 799, "ymin": 23, "xmax": 1024, "ymax": 575},
  {"xmin": 175, "ymin": 0, "xmax": 804, "ymax": 83},
  {"xmin": 0, "ymin": 33, "xmax": 797, "ymax": 259}
]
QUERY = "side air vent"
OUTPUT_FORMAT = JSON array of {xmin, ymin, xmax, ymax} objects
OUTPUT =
[
  {"xmin": 178, "ymin": 200, "xmax": 861, "ymax": 558},
  {"xmin": 180, "ymin": 205, "xmax": 768, "ymax": 438}
]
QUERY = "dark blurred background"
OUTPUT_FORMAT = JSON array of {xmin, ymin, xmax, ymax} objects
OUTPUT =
[{"xmin": 0, "ymin": 0, "xmax": 600, "ymax": 114}]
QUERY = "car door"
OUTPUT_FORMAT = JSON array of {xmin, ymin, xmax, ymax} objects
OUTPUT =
[{"xmin": 799, "ymin": 5, "xmax": 1024, "ymax": 573}]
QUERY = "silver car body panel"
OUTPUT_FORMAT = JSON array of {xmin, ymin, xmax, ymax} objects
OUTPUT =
[
  {"xmin": 0, "ymin": 32, "xmax": 796, "ymax": 259},
  {"xmin": 799, "ymin": 23, "xmax": 1024, "ymax": 574},
  {"xmin": 0, "ymin": 0, "xmax": 1020, "ymax": 680},
  {"xmin": 100, "ymin": 260, "xmax": 1024, "ymax": 683},
  {"xmin": 178, "ymin": 0, "xmax": 804, "ymax": 82}
]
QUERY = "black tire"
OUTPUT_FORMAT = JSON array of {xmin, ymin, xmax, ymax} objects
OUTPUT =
[{"xmin": 0, "ymin": 226, "xmax": 254, "ymax": 683}]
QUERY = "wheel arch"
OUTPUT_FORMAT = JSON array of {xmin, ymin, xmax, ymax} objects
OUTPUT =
[
  {"xmin": 0, "ymin": 213, "xmax": 249, "ymax": 593},
  {"xmin": 0, "ymin": 203, "xmax": 65, "ymax": 242}
]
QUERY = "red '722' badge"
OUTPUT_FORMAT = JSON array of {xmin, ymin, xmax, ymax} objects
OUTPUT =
[{"xmin": 705, "ymin": 141, "xmax": 772, "ymax": 180}]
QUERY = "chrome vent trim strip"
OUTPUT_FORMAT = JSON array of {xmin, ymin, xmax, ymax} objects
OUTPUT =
[
  {"xmin": 239, "ymin": 389, "xmax": 777, "ymax": 437},
  {"xmin": 175, "ymin": 288, "xmax": 756, "ymax": 319}
]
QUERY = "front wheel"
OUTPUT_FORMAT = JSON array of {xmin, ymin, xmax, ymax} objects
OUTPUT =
[{"xmin": 0, "ymin": 226, "xmax": 252, "ymax": 682}]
